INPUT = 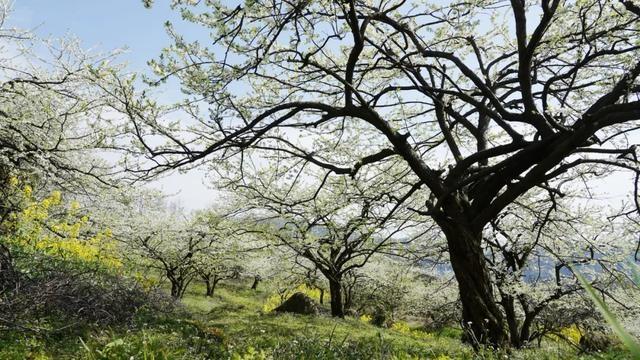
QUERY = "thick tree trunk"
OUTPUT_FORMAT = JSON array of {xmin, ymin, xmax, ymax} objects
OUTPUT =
[
  {"xmin": 170, "ymin": 280, "xmax": 183, "ymax": 298},
  {"xmin": 168, "ymin": 272, "xmax": 191, "ymax": 299},
  {"xmin": 328, "ymin": 278, "xmax": 344, "ymax": 318},
  {"xmin": 205, "ymin": 276, "xmax": 221, "ymax": 297},
  {"xmin": 250, "ymin": 275, "xmax": 261, "ymax": 290},
  {"xmin": 501, "ymin": 294, "xmax": 521, "ymax": 347},
  {"xmin": 440, "ymin": 222, "xmax": 507, "ymax": 347},
  {"xmin": 343, "ymin": 284, "xmax": 353, "ymax": 311},
  {"xmin": 519, "ymin": 314, "xmax": 534, "ymax": 345}
]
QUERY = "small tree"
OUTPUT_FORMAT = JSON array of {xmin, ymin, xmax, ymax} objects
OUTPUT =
[
  {"xmin": 238, "ymin": 170, "xmax": 428, "ymax": 317},
  {"xmin": 123, "ymin": 200, "xmax": 217, "ymax": 299},
  {"xmin": 194, "ymin": 253, "xmax": 242, "ymax": 297},
  {"xmin": 191, "ymin": 216, "xmax": 243, "ymax": 296}
]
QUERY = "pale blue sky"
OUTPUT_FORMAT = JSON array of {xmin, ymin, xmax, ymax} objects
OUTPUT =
[
  {"xmin": 12, "ymin": 1, "xmax": 183, "ymax": 71},
  {"xmin": 10, "ymin": 0, "xmax": 219, "ymax": 211}
]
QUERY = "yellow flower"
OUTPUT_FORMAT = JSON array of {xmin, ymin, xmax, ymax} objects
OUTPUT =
[
  {"xmin": 23, "ymin": 185, "xmax": 33, "ymax": 198},
  {"xmin": 50, "ymin": 191, "xmax": 62, "ymax": 204},
  {"xmin": 391, "ymin": 321, "xmax": 411, "ymax": 334},
  {"xmin": 4, "ymin": 186, "xmax": 122, "ymax": 271},
  {"xmin": 70, "ymin": 200, "xmax": 81, "ymax": 211},
  {"xmin": 8, "ymin": 176, "xmax": 19, "ymax": 187},
  {"xmin": 560, "ymin": 324, "xmax": 582, "ymax": 344}
]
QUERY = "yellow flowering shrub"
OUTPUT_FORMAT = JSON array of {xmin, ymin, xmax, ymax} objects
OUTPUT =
[
  {"xmin": 2, "ymin": 180, "xmax": 121, "ymax": 271},
  {"xmin": 297, "ymin": 283, "xmax": 324, "ymax": 302},
  {"xmin": 391, "ymin": 321, "xmax": 411, "ymax": 333},
  {"xmin": 389, "ymin": 321, "xmax": 435, "ymax": 340},
  {"xmin": 262, "ymin": 294, "xmax": 282, "ymax": 313},
  {"xmin": 547, "ymin": 324, "xmax": 582, "ymax": 345},
  {"xmin": 359, "ymin": 314, "xmax": 372, "ymax": 324},
  {"xmin": 559, "ymin": 324, "xmax": 582, "ymax": 345}
]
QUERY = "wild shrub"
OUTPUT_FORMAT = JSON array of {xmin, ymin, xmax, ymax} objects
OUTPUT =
[{"xmin": 0, "ymin": 180, "xmax": 175, "ymax": 333}]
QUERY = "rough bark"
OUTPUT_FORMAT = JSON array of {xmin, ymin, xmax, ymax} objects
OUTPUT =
[
  {"xmin": 329, "ymin": 277, "xmax": 344, "ymax": 318},
  {"xmin": 168, "ymin": 272, "xmax": 190, "ymax": 299},
  {"xmin": 439, "ymin": 219, "xmax": 507, "ymax": 347},
  {"xmin": 519, "ymin": 314, "xmax": 534, "ymax": 345},
  {"xmin": 204, "ymin": 276, "xmax": 221, "ymax": 297},
  {"xmin": 170, "ymin": 280, "xmax": 185, "ymax": 298},
  {"xmin": 501, "ymin": 294, "xmax": 521, "ymax": 347}
]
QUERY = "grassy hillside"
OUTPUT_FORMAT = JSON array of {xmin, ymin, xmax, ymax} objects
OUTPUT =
[{"xmin": 0, "ymin": 281, "xmax": 631, "ymax": 359}]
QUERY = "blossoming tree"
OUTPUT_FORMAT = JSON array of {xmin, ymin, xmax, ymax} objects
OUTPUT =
[{"xmin": 119, "ymin": 0, "xmax": 640, "ymax": 346}]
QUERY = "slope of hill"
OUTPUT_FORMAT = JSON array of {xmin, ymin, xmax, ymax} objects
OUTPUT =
[{"xmin": 0, "ymin": 280, "xmax": 630, "ymax": 359}]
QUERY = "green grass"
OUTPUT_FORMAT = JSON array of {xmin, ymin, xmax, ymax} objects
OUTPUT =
[{"xmin": 0, "ymin": 280, "xmax": 633, "ymax": 359}]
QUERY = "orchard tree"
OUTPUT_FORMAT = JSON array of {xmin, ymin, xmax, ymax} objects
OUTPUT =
[
  {"xmin": 236, "ymin": 167, "xmax": 428, "ymax": 317},
  {"xmin": 132, "ymin": 225, "xmax": 201, "ymax": 299},
  {"xmin": 193, "ymin": 249, "xmax": 242, "ymax": 296},
  {"xmin": 121, "ymin": 200, "xmax": 212, "ymax": 299},
  {"xmin": 0, "ymin": 1, "xmax": 131, "ymax": 326},
  {"xmin": 342, "ymin": 256, "xmax": 432, "ymax": 321},
  {"xmin": 242, "ymin": 243, "xmax": 293, "ymax": 292},
  {"xmin": 191, "ymin": 213, "xmax": 244, "ymax": 297},
  {"xmin": 0, "ymin": 1, "xmax": 123, "ymax": 194},
  {"xmin": 119, "ymin": 196, "xmax": 247, "ymax": 299},
  {"xmin": 125, "ymin": 0, "xmax": 640, "ymax": 346}
]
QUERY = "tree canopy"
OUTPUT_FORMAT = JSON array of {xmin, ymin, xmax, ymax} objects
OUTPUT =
[
  {"xmin": 115, "ymin": 0, "xmax": 640, "ymax": 346},
  {"xmin": 2, "ymin": 0, "xmax": 640, "ymax": 354}
]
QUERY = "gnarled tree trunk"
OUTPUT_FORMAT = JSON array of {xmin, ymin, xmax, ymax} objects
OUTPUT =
[
  {"xmin": 250, "ymin": 275, "xmax": 261, "ymax": 290},
  {"xmin": 500, "ymin": 294, "xmax": 521, "ymax": 347},
  {"xmin": 328, "ymin": 277, "xmax": 344, "ymax": 318},
  {"xmin": 168, "ymin": 271, "xmax": 190, "ymax": 299},
  {"xmin": 170, "ymin": 279, "xmax": 186, "ymax": 298},
  {"xmin": 439, "ymin": 219, "xmax": 507, "ymax": 347},
  {"xmin": 204, "ymin": 275, "xmax": 221, "ymax": 297}
]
